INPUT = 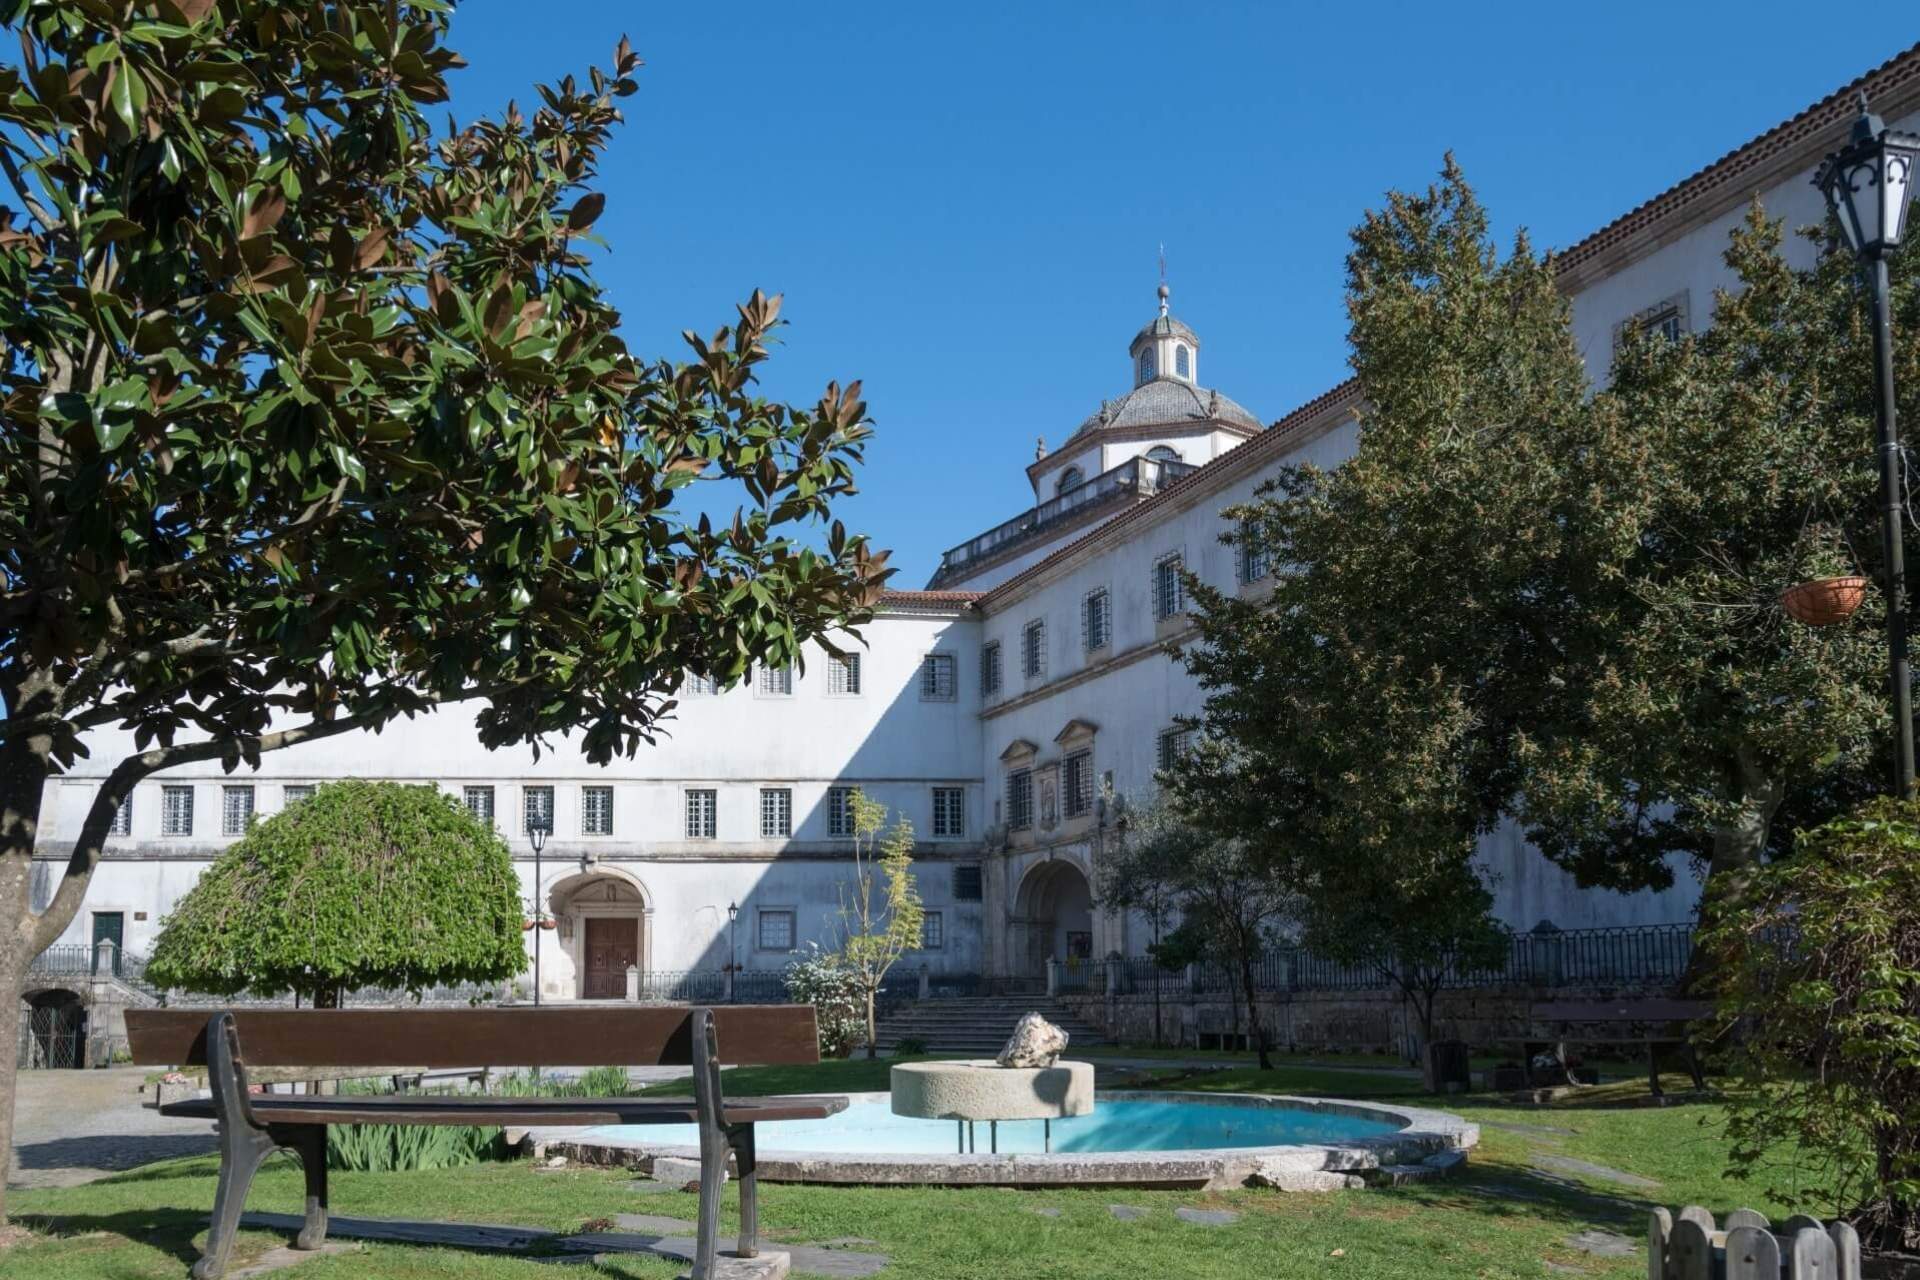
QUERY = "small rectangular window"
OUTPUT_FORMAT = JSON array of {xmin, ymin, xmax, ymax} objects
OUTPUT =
[
  {"xmin": 686, "ymin": 789, "xmax": 718, "ymax": 839},
  {"xmin": 1238, "ymin": 518, "xmax": 1271, "ymax": 584},
  {"xmin": 757, "ymin": 664, "xmax": 794, "ymax": 696},
  {"xmin": 162, "ymin": 785, "xmax": 194, "ymax": 837},
  {"xmin": 222, "ymin": 785, "xmax": 255, "ymax": 836},
  {"xmin": 522, "ymin": 785, "xmax": 555, "ymax": 835},
  {"xmin": 920, "ymin": 653, "xmax": 957, "ymax": 701},
  {"xmin": 1082, "ymin": 589, "xmax": 1111, "ymax": 653},
  {"xmin": 1063, "ymin": 750, "xmax": 1093, "ymax": 819},
  {"xmin": 953, "ymin": 865, "xmax": 984, "ymax": 901},
  {"xmin": 582, "ymin": 785, "xmax": 614, "ymax": 836},
  {"xmin": 683, "ymin": 672, "xmax": 719, "ymax": 696},
  {"xmin": 932, "ymin": 786, "xmax": 965, "ymax": 837},
  {"xmin": 107, "ymin": 791, "xmax": 133, "ymax": 837},
  {"xmin": 760, "ymin": 787, "xmax": 792, "ymax": 838},
  {"xmin": 1022, "ymin": 620, "xmax": 1046, "ymax": 679},
  {"xmin": 464, "ymin": 785, "xmax": 496, "ymax": 825},
  {"xmin": 1007, "ymin": 768, "xmax": 1033, "ymax": 830},
  {"xmin": 1154, "ymin": 554, "xmax": 1185, "ymax": 620},
  {"xmin": 827, "ymin": 653, "xmax": 861, "ymax": 696},
  {"xmin": 981, "ymin": 642, "xmax": 1002, "ymax": 696},
  {"xmin": 757, "ymin": 909, "xmax": 795, "ymax": 951},
  {"xmin": 1157, "ymin": 726, "xmax": 1194, "ymax": 771},
  {"xmin": 827, "ymin": 786, "xmax": 856, "ymax": 838},
  {"xmin": 283, "ymin": 784, "xmax": 315, "ymax": 808},
  {"xmin": 921, "ymin": 911, "xmax": 945, "ymax": 950}
]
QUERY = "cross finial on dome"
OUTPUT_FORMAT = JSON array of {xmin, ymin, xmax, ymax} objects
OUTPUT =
[{"xmin": 1157, "ymin": 242, "xmax": 1169, "ymax": 317}]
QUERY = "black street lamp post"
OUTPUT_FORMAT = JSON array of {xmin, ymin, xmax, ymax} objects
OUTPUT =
[
  {"xmin": 727, "ymin": 902, "xmax": 739, "ymax": 1004},
  {"xmin": 527, "ymin": 819, "xmax": 550, "ymax": 1005},
  {"xmin": 1817, "ymin": 95, "xmax": 1920, "ymax": 799}
]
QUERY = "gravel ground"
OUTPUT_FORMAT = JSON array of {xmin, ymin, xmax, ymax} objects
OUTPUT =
[{"xmin": 9, "ymin": 1066, "xmax": 216, "ymax": 1189}]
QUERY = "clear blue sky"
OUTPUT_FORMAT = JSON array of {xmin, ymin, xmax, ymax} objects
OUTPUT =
[{"xmin": 444, "ymin": 3, "xmax": 1910, "ymax": 586}]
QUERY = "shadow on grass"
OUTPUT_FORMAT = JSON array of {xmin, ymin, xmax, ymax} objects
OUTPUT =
[
  {"xmin": 1400, "ymin": 1163, "xmax": 1655, "ymax": 1241},
  {"xmin": 15, "ymin": 1207, "xmax": 209, "ymax": 1267}
]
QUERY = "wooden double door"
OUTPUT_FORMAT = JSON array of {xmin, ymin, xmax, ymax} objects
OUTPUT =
[{"xmin": 582, "ymin": 917, "xmax": 640, "ymax": 999}]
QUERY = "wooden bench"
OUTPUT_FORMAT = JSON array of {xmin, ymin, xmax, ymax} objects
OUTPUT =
[
  {"xmin": 125, "ymin": 1005, "xmax": 846, "ymax": 1280},
  {"xmin": 1518, "ymin": 997, "xmax": 1712, "ymax": 1097}
]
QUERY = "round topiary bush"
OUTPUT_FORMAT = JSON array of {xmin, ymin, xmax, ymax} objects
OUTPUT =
[{"xmin": 146, "ymin": 780, "xmax": 526, "ymax": 1003}]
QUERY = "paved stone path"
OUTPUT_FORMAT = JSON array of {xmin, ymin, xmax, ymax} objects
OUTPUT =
[
  {"xmin": 9, "ymin": 1065, "xmax": 217, "ymax": 1188},
  {"xmin": 1107, "ymin": 1205, "xmax": 1148, "ymax": 1221},
  {"xmin": 1175, "ymin": 1208, "xmax": 1240, "ymax": 1226},
  {"xmin": 1529, "ymin": 1154, "xmax": 1660, "ymax": 1190}
]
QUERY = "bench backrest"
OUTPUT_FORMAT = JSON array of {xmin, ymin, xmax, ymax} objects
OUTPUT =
[
  {"xmin": 124, "ymin": 1005, "xmax": 820, "ymax": 1069},
  {"xmin": 1532, "ymin": 998, "xmax": 1711, "ymax": 1023}
]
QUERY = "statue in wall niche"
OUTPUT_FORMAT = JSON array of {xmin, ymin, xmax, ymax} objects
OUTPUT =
[
  {"xmin": 1040, "ymin": 777, "xmax": 1057, "ymax": 829},
  {"xmin": 997, "ymin": 1011, "xmax": 1069, "ymax": 1068}
]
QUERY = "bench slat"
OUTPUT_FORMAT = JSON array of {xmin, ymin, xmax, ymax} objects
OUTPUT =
[
  {"xmin": 1530, "ymin": 999, "xmax": 1711, "ymax": 1023},
  {"xmin": 125, "ymin": 1006, "xmax": 820, "ymax": 1070},
  {"xmin": 157, "ymin": 1093, "xmax": 850, "ymax": 1128}
]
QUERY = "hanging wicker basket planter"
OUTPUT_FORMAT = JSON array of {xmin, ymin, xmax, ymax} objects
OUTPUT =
[
  {"xmin": 1781, "ymin": 575, "xmax": 1869, "ymax": 625},
  {"xmin": 537, "ymin": 919, "xmax": 557, "ymax": 931},
  {"xmin": 521, "ymin": 919, "xmax": 537, "ymax": 932}
]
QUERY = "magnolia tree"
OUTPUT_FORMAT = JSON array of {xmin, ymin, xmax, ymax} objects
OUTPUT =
[
  {"xmin": 835, "ymin": 789, "xmax": 922, "ymax": 1059},
  {"xmin": 0, "ymin": 1, "xmax": 888, "ymax": 1219},
  {"xmin": 145, "ymin": 781, "xmax": 525, "ymax": 1004}
]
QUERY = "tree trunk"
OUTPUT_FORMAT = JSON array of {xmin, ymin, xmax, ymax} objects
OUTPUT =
[
  {"xmin": 0, "ymin": 955, "xmax": 26, "ymax": 1222},
  {"xmin": 1238, "ymin": 945, "xmax": 1270, "ymax": 1071},
  {"xmin": 1686, "ymin": 751, "xmax": 1785, "ymax": 994},
  {"xmin": 1413, "ymin": 988, "xmax": 1440, "ymax": 1094},
  {"xmin": 864, "ymin": 987, "xmax": 876, "ymax": 1060}
]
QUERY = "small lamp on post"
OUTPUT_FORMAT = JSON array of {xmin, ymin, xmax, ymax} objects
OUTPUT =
[
  {"xmin": 727, "ymin": 902, "xmax": 740, "ymax": 1004},
  {"xmin": 527, "ymin": 818, "xmax": 550, "ymax": 1005},
  {"xmin": 1815, "ymin": 93, "xmax": 1920, "ymax": 799}
]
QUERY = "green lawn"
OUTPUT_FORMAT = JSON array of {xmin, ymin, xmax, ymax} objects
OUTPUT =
[{"xmin": 4, "ymin": 1059, "xmax": 1824, "ymax": 1280}]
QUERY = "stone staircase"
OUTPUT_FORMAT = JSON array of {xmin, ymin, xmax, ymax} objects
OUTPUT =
[{"xmin": 873, "ymin": 996, "xmax": 1110, "ymax": 1056}]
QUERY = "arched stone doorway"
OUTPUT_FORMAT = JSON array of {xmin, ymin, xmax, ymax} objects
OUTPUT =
[
  {"xmin": 547, "ymin": 869, "xmax": 653, "ymax": 1001},
  {"xmin": 1011, "ymin": 859, "xmax": 1094, "ymax": 979}
]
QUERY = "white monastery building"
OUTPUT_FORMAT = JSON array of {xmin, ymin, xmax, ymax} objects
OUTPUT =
[{"xmin": 33, "ymin": 46, "xmax": 1920, "ymax": 1000}]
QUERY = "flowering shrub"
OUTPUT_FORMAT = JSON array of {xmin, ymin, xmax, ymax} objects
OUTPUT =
[{"xmin": 783, "ymin": 943, "xmax": 865, "ymax": 1059}]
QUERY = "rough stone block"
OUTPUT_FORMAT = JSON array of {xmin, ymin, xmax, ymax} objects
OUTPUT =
[
  {"xmin": 673, "ymin": 1249, "xmax": 789, "ymax": 1280},
  {"xmin": 1420, "ymin": 1149, "xmax": 1468, "ymax": 1174},
  {"xmin": 652, "ymin": 1156, "xmax": 722, "ymax": 1188},
  {"xmin": 1247, "ymin": 1169, "xmax": 1364, "ymax": 1192},
  {"xmin": 1365, "ymin": 1164, "xmax": 1443, "ymax": 1187}
]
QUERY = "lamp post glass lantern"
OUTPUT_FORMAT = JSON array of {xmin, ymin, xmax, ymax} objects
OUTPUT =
[
  {"xmin": 1816, "ymin": 97, "xmax": 1920, "ymax": 799},
  {"xmin": 727, "ymin": 902, "xmax": 739, "ymax": 1004},
  {"xmin": 527, "ymin": 820, "xmax": 550, "ymax": 1004}
]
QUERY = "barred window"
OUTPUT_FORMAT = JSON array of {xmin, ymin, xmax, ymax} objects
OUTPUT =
[
  {"xmin": 283, "ymin": 784, "xmax": 315, "ymax": 808},
  {"xmin": 932, "ymin": 786, "xmax": 965, "ymax": 837},
  {"xmin": 1063, "ymin": 750, "xmax": 1093, "ymax": 819},
  {"xmin": 1007, "ymin": 768, "xmax": 1033, "ymax": 830},
  {"xmin": 522, "ymin": 785, "xmax": 555, "ymax": 835},
  {"xmin": 757, "ymin": 664, "xmax": 794, "ymax": 696},
  {"xmin": 920, "ymin": 652, "xmax": 957, "ymax": 701},
  {"xmin": 107, "ymin": 791, "xmax": 132, "ymax": 837},
  {"xmin": 682, "ymin": 672, "xmax": 719, "ymax": 696},
  {"xmin": 222, "ymin": 785, "xmax": 255, "ymax": 836},
  {"xmin": 1153, "ymin": 554, "xmax": 1185, "ymax": 620},
  {"xmin": 162, "ymin": 785, "xmax": 194, "ymax": 837},
  {"xmin": 464, "ymin": 785, "xmax": 496, "ymax": 825},
  {"xmin": 981, "ymin": 642, "xmax": 1002, "ymax": 696},
  {"xmin": 582, "ymin": 785, "xmax": 614, "ymax": 836},
  {"xmin": 921, "ymin": 911, "xmax": 945, "ymax": 950},
  {"xmin": 1238, "ymin": 518, "xmax": 1271, "ymax": 583},
  {"xmin": 1082, "ymin": 588, "xmax": 1111, "ymax": 652},
  {"xmin": 1157, "ymin": 726, "xmax": 1194, "ymax": 771},
  {"xmin": 953, "ymin": 864, "xmax": 984, "ymax": 901},
  {"xmin": 760, "ymin": 787, "xmax": 792, "ymax": 838},
  {"xmin": 827, "ymin": 654, "xmax": 861, "ymax": 695},
  {"xmin": 1021, "ymin": 620, "xmax": 1046, "ymax": 679},
  {"xmin": 686, "ymin": 789, "xmax": 717, "ymax": 839},
  {"xmin": 827, "ymin": 786, "xmax": 856, "ymax": 837},
  {"xmin": 757, "ymin": 909, "xmax": 795, "ymax": 951}
]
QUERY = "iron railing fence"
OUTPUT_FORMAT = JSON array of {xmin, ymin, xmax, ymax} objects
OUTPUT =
[{"xmin": 932, "ymin": 456, "xmax": 1199, "ymax": 583}]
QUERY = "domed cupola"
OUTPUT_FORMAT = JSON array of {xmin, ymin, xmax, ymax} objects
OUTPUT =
[{"xmin": 1128, "ymin": 282, "xmax": 1200, "ymax": 387}]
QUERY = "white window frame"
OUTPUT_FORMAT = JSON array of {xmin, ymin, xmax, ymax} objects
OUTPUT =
[
  {"xmin": 1153, "ymin": 552, "xmax": 1186, "ymax": 621},
  {"xmin": 981, "ymin": 641, "xmax": 1002, "ymax": 696},
  {"xmin": 685, "ymin": 789, "xmax": 718, "ymax": 840},
  {"xmin": 1238, "ymin": 517, "xmax": 1271, "ymax": 584},
  {"xmin": 756, "ymin": 908, "xmax": 796, "ymax": 952},
  {"xmin": 1175, "ymin": 343, "xmax": 1190, "ymax": 378},
  {"xmin": 826, "ymin": 653, "xmax": 862, "ymax": 697},
  {"xmin": 1007, "ymin": 768, "xmax": 1034, "ymax": 830},
  {"xmin": 920, "ymin": 910, "xmax": 945, "ymax": 951},
  {"xmin": 682, "ymin": 671, "xmax": 719, "ymax": 696},
  {"xmin": 107, "ymin": 790, "xmax": 132, "ymax": 837},
  {"xmin": 931, "ymin": 786, "xmax": 965, "ymax": 838},
  {"xmin": 1021, "ymin": 620, "xmax": 1046, "ymax": 680},
  {"xmin": 1082, "ymin": 587, "xmax": 1111, "ymax": 653},
  {"xmin": 283, "ymin": 784, "xmax": 315, "ymax": 808},
  {"xmin": 760, "ymin": 787, "xmax": 793, "ymax": 838},
  {"xmin": 522, "ymin": 785, "xmax": 555, "ymax": 835},
  {"xmin": 920, "ymin": 652, "xmax": 957, "ymax": 702},
  {"xmin": 1138, "ymin": 348, "xmax": 1155, "ymax": 384},
  {"xmin": 222, "ymin": 784, "xmax": 255, "ymax": 836},
  {"xmin": 464, "ymin": 785, "xmax": 496, "ymax": 826},
  {"xmin": 581, "ymin": 784, "xmax": 614, "ymax": 836},
  {"xmin": 161, "ymin": 785, "xmax": 194, "ymax": 837},
  {"xmin": 1157, "ymin": 726, "xmax": 1194, "ymax": 771},
  {"xmin": 827, "ymin": 785, "xmax": 856, "ymax": 838},
  {"xmin": 1063, "ymin": 749, "xmax": 1093, "ymax": 819},
  {"xmin": 755, "ymin": 664, "xmax": 795, "ymax": 698}
]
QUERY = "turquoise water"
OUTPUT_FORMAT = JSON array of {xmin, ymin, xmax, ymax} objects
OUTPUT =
[{"xmin": 588, "ymin": 1097, "xmax": 1398, "ymax": 1155}]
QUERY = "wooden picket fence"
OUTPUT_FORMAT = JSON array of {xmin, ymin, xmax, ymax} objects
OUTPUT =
[{"xmin": 1650, "ymin": 1206, "xmax": 1861, "ymax": 1279}]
